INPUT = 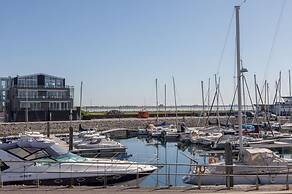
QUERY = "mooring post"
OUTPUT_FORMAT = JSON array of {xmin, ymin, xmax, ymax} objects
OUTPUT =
[
  {"xmin": 198, "ymin": 165, "xmax": 201, "ymax": 190},
  {"xmin": 46, "ymin": 121, "xmax": 50, "ymax": 138},
  {"xmin": 225, "ymin": 142, "xmax": 233, "ymax": 189},
  {"xmin": 69, "ymin": 126, "xmax": 73, "ymax": 151}
]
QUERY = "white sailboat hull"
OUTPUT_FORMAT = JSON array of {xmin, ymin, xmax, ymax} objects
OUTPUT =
[{"xmin": 183, "ymin": 173, "xmax": 292, "ymax": 185}]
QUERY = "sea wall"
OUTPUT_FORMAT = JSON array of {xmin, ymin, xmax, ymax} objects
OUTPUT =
[{"xmin": 0, "ymin": 116, "xmax": 287, "ymax": 136}]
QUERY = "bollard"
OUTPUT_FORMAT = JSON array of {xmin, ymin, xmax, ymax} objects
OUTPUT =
[
  {"xmin": 69, "ymin": 127, "xmax": 73, "ymax": 151},
  {"xmin": 225, "ymin": 142, "xmax": 233, "ymax": 188}
]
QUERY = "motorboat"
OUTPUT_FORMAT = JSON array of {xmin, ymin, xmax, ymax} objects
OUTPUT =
[
  {"xmin": 281, "ymin": 123, "xmax": 292, "ymax": 132},
  {"xmin": 138, "ymin": 128, "xmax": 148, "ymax": 136},
  {"xmin": 57, "ymin": 131, "xmax": 127, "ymax": 158},
  {"xmin": 190, "ymin": 131, "xmax": 223, "ymax": 147},
  {"xmin": 183, "ymin": 148, "xmax": 292, "ymax": 185},
  {"xmin": 0, "ymin": 135, "xmax": 156, "ymax": 186},
  {"xmin": 73, "ymin": 136, "xmax": 127, "ymax": 158}
]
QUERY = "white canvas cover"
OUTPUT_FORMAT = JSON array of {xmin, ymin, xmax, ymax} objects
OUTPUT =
[{"xmin": 243, "ymin": 148, "xmax": 287, "ymax": 166}]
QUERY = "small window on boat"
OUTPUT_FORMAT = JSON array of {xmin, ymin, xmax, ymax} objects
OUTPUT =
[
  {"xmin": 25, "ymin": 150, "xmax": 49, "ymax": 160},
  {"xmin": 8, "ymin": 147, "xmax": 30, "ymax": 158},
  {"xmin": 23, "ymin": 147, "xmax": 41, "ymax": 154}
]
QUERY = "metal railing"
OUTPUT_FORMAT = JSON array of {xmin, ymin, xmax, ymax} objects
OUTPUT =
[{"xmin": 0, "ymin": 160, "xmax": 292, "ymax": 190}]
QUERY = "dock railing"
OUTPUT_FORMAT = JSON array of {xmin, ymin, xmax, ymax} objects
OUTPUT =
[{"xmin": 0, "ymin": 160, "xmax": 292, "ymax": 190}]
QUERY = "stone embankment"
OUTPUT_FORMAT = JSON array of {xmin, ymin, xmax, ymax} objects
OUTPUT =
[{"xmin": 0, "ymin": 116, "xmax": 288, "ymax": 136}]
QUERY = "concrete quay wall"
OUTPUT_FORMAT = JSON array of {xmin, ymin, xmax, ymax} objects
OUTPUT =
[{"xmin": 0, "ymin": 116, "xmax": 287, "ymax": 136}]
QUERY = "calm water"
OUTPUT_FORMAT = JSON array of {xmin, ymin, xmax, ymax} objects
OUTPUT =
[
  {"xmin": 118, "ymin": 137, "xmax": 223, "ymax": 187},
  {"xmin": 118, "ymin": 137, "xmax": 292, "ymax": 187}
]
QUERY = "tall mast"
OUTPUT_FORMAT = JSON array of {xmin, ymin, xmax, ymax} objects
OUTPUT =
[
  {"xmin": 289, "ymin": 70, "xmax": 292, "ymax": 120},
  {"xmin": 254, "ymin": 74, "xmax": 258, "ymax": 124},
  {"xmin": 207, "ymin": 77, "xmax": 210, "ymax": 109},
  {"xmin": 155, "ymin": 78, "xmax": 159, "ymax": 121},
  {"xmin": 235, "ymin": 5, "xmax": 243, "ymax": 156},
  {"xmin": 267, "ymin": 82, "xmax": 270, "ymax": 114},
  {"xmin": 79, "ymin": 81, "xmax": 83, "ymax": 121},
  {"xmin": 215, "ymin": 74, "xmax": 220, "ymax": 127},
  {"xmin": 172, "ymin": 77, "xmax": 178, "ymax": 128},
  {"xmin": 164, "ymin": 84, "xmax": 167, "ymax": 117},
  {"xmin": 278, "ymin": 72, "xmax": 281, "ymax": 116},
  {"xmin": 289, "ymin": 69, "xmax": 291, "ymax": 96},
  {"xmin": 201, "ymin": 81, "xmax": 205, "ymax": 116}
]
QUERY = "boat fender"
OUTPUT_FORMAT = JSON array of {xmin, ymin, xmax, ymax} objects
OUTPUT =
[
  {"xmin": 195, "ymin": 166, "xmax": 206, "ymax": 174},
  {"xmin": 199, "ymin": 166, "xmax": 206, "ymax": 174}
]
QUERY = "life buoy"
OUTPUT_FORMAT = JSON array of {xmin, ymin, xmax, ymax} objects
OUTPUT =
[{"xmin": 208, "ymin": 157, "xmax": 216, "ymax": 164}]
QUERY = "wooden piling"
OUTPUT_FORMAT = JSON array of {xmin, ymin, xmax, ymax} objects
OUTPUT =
[
  {"xmin": 225, "ymin": 142, "xmax": 234, "ymax": 189},
  {"xmin": 69, "ymin": 126, "xmax": 73, "ymax": 151}
]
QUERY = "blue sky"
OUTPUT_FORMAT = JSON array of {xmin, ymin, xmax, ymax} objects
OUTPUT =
[{"xmin": 0, "ymin": 0, "xmax": 292, "ymax": 106}]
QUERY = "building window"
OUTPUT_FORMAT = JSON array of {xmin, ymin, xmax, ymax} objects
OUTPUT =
[
  {"xmin": 45, "ymin": 76, "xmax": 64, "ymax": 88},
  {"xmin": 17, "ymin": 76, "xmax": 37, "ymax": 88},
  {"xmin": 17, "ymin": 90, "xmax": 38, "ymax": 99}
]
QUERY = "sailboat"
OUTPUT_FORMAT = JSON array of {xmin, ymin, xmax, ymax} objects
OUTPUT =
[{"xmin": 183, "ymin": 6, "xmax": 292, "ymax": 186}]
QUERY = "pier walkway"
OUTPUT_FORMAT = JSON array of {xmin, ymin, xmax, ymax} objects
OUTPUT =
[{"xmin": 1, "ymin": 186, "xmax": 292, "ymax": 194}]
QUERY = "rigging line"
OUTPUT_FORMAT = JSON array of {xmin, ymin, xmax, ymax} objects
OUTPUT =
[
  {"xmin": 262, "ymin": 0, "xmax": 286, "ymax": 84},
  {"xmin": 216, "ymin": 9, "xmax": 235, "ymax": 76},
  {"xmin": 243, "ymin": 75, "xmax": 255, "ymax": 111}
]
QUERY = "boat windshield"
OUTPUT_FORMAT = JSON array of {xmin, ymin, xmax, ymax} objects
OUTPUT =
[
  {"xmin": 52, "ymin": 152, "xmax": 86, "ymax": 162},
  {"xmin": 45, "ymin": 144, "xmax": 68, "ymax": 157},
  {"xmin": 46, "ymin": 144, "xmax": 86, "ymax": 162}
]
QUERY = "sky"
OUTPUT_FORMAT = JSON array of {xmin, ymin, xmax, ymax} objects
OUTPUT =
[{"xmin": 0, "ymin": 0, "xmax": 292, "ymax": 106}]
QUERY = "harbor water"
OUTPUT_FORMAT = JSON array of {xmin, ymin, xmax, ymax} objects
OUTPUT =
[
  {"xmin": 118, "ymin": 137, "xmax": 292, "ymax": 187},
  {"xmin": 119, "ymin": 137, "xmax": 223, "ymax": 187}
]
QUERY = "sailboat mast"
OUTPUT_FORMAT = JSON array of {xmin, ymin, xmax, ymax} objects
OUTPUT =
[
  {"xmin": 79, "ymin": 81, "xmax": 83, "ymax": 121},
  {"xmin": 172, "ymin": 77, "xmax": 178, "ymax": 128},
  {"xmin": 254, "ymin": 74, "xmax": 258, "ymax": 124},
  {"xmin": 164, "ymin": 84, "xmax": 167, "ymax": 117},
  {"xmin": 289, "ymin": 69, "xmax": 291, "ymax": 96},
  {"xmin": 155, "ymin": 78, "xmax": 159, "ymax": 121},
  {"xmin": 235, "ymin": 5, "xmax": 243, "ymax": 156},
  {"xmin": 201, "ymin": 81, "xmax": 205, "ymax": 116},
  {"xmin": 208, "ymin": 77, "xmax": 210, "ymax": 109}
]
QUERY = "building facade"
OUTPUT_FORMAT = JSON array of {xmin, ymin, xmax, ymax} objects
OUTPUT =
[
  {"xmin": 1, "ymin": 74, "xmax": 78, "ymax": 122},
  {"xmin": 257, "ymin": 96, "xmax": 292, "ymax": 116}
]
